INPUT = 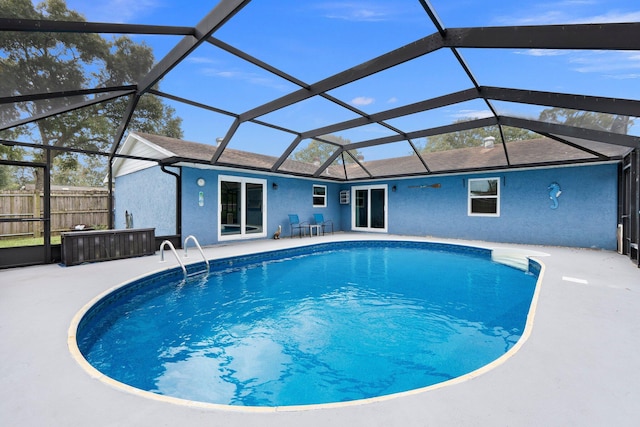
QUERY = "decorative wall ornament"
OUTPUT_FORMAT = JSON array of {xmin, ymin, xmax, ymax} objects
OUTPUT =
[
  {"xmin": 548, "ymin": 182, "xmax": 562, "ymax": 209},
  {"xmin": 408, "ymin": 183, "xmax": 441, "ymax": 189},
  {"xmin": 125, "ymin": 210, "xmax": 134, "ymax": 229}
]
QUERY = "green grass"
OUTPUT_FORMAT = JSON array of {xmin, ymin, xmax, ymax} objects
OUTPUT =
[{"xmin": 0, "ymin": 236, "xmax": 61, "ymax": 248}]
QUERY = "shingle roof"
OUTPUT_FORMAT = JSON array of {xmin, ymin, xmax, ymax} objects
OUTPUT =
[
  {"xmin": 348, "ymin": 137, "xmax": 627, "ymax": 177},
  {"xmin": 135, "ymin": 132, "xmax": 216, "ymax": 161},
  {"xmin": 134, "ymin": 132, "xmax": 321, "ymax": 175},
  {"xmin": 132, "ymin": 132, "xmax": 626, "ymax": 180}
]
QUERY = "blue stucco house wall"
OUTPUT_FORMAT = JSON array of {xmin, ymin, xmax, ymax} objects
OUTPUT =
[
  {"xmin": 383, "ymin": 163, "xmax": 618, "ymax": 249},
  {"xmin": 114, "ymin": 166, "xmax": 177, "ymax": 236},
  {"xmin": 115, "ymin": 162, "xmax": 618, "ymax": 250},
  {"xmin": 179, "ymin": 167, "xmax": 342, "ymax": 245}
]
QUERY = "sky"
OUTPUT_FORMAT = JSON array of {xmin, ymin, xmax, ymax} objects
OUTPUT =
[{"xmin": 56, "ymin": 0, "xmax": 640, "ymax": 160}]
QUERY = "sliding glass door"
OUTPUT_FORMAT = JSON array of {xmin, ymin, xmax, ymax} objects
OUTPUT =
[
  {"xmin": 218, "ymin": 175, "xmax": 266, "ymax": 240},
  {"xmin": 352, "ymin": 185, "xmax": 387, "ymax": 232}
]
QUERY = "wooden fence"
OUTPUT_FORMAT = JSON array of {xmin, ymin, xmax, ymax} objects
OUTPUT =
[{"xmin": 0, "ymin": 189, "xmax": 110, "ymax": 240}]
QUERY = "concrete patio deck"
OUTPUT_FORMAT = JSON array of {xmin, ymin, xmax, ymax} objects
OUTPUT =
[{"xmin": 1, "ymin": 233, "xmax": 639, "ymax": 427}]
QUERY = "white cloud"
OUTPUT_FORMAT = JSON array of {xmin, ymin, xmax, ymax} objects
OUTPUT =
[
  {"xmin": 387, "ymin": 97, "xmax": 398, "ymax": 104},
  {"xmin": 190, "ymin": 55, "xmax": 294, "ymax": 90},
  {"xmin": 186, "ymin": 56, "xmax": 218, "ymax": 65},
  {"xmin": 557, "ymin": 0, "xmax": 597, "ymax": 4},
  {"xmin": 67, "ymin": 0, "xmax": 162, "ymax": 23},
  {"xmin": 495, "ymin": 2, "xmax": 640, "ymax": 25},
  {"xmin": 572, "ymin": 10, "xmax": 640, "ymax": 24},
  {"xmin": 351, "ymin": 96, "xmax": 375, "ymax": 106},
  {"xmin": 190, "ymin": 56, "xmax": 290, "ymax": 89},
  {"xmin": 568, "ymin": 51, "xmax": 640, "ymax": 74},
  {"xmin": 500, "ymin": 10, "xmax": 567, "ymax": 25},
  {"xmin": 513, "ymin": 49, "xmax": 640, "ymax": 78},
  {"xmin": 515, "ymin": 49, "xmax": 568, "ymax": 57},
  {"xmin": 605, "ymin": 73, "xmax": 640, "ymax": 80},
  {"xmin": 200, "ymin": 68, "xmax": 290, "ymax": 91},
  {"xmin": 313, "ymin": 2, "xmax": 393, "ymax": 22},
  {"xmin": 450, "ymin": 109, "xmax": 494, "ymax": 120}
]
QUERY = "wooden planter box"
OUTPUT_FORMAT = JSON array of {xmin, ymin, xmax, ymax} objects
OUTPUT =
[{"xmin": 61, "ymin": 228, "xmax": 155, "ymax": 266}]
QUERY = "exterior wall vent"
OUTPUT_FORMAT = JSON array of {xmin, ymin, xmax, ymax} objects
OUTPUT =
[{"xmin": 340, "ymin": 190, "xmax": 350, "ymax": 204}]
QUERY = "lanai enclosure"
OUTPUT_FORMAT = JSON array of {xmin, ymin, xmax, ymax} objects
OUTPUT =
[{"xmin": 1, "ymin": 0, "xmax": 639, "ymax": 269}]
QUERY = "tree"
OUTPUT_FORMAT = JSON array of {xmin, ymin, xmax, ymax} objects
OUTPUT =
[
  {"xmin": 0, "ymin": 142, "xmax": 27, "ymax": 189},
  {"xmin": 0, "ymin": 165, "xmax": 8, "ymax": 189},
  {"xmin": 292, "ymin": 135, "xmax": 360, "ymax": 165},
  {"xmin": 419, "ymin": 124, "xmax": 535, "ymax": 153},
  {"xmin": 50, "ymin": 152, "xmax": 108, "ymax": 187},
  {"xmin": 539, "ymin": 108, "xmax": 633, "ymax": 134},
  {"xmin": 417, "ymin": 109, "xmax": 634, "ymax": 155},
  {"xmin": 0, "ymin": 0, "xmax": 182, "ymax": 188}
]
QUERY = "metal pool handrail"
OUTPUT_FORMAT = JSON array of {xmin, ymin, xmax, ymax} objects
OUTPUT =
[
  {"xmin": 159, "ymin": 240, "xmax": 187, "ymax": 276},
  {"xmin": 183, "ymin": 235, "xmax": 210, "ymax": 273}
]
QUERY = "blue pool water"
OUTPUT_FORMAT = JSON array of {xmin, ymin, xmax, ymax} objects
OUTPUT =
[{"xmin": 76, "ymin": 241, "xmax": 538, "ymax": 407}]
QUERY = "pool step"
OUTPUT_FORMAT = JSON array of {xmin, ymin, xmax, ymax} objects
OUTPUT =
[{"xmin": 491, "ymin": 249, "xmax": 531, "ymax": 271}]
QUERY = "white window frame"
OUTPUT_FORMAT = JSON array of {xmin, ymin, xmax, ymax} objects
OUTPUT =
[
  {"xmin": 468, "ymin": 177, "xmax": 500, "ymax": 217},
  {"xmin": 313, "ymin": 184, "xmax": 327, "ymax": 207},
  {"xmin": 218, "ymin": 175, "xmax": 267, "ymax": 241}
]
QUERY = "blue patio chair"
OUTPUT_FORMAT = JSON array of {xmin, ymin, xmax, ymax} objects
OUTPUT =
[
  {"xmin": 288, "ymin": 214, "xmax": 309, "ymax": 238},
  {"xmin": 313, "ymin": 213, "xmax": 333, "ymax": 235}
]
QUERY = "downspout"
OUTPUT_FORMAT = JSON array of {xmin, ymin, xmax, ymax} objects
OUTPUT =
[{"xmin": 160, "ymin": 164, "xmax": 182, "ymax": 239}]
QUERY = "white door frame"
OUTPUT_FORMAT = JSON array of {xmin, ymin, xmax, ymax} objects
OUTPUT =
[
  {"xmin": 218, "ymin": 175, "xmax": 267, "ymax": 241},
  {"xmin": 351, "ymin": 184, "xmax": 388, "ymax": 233}
]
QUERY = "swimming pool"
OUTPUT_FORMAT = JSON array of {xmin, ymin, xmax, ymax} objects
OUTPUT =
[{"xmin": 73, "ymin": 240, "xmax": 540, "ymax": 408}]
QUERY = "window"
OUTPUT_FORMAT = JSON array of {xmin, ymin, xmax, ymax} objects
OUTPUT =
[
  {"xmin": 468, "ymin": 178, "xmax": 500, "ymax": 216},
  {"xmin": 313, "ymin": 185, "xmax": 327, "ymax": 207}
]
